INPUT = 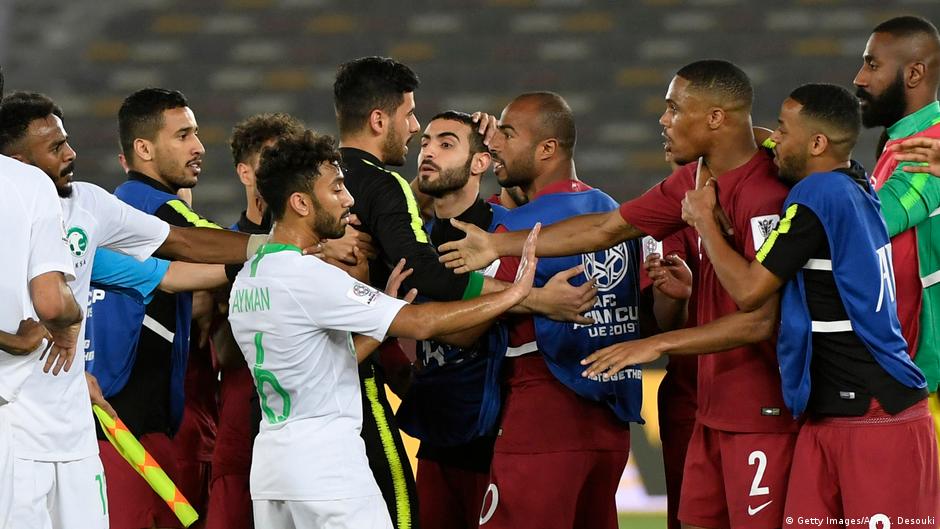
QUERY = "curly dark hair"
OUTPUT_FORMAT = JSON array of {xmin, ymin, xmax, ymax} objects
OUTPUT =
[
  {"xmin": 230, "ymin": 113, "xmax": 305, "ymax": 166},
  {"xmin": 0, "ymin": 91, "xmax": 63, "ymax": 155},
  {"xmin": 256, "ymin": 130, "xmax": 343, "ymax": 221}
]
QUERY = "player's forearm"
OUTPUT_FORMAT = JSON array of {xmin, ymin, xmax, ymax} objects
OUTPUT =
[
  {"xmin": 653, "ymin": 294, "xmax": 778, "ymax": 356},
  {"xmin": 158, "ymin": 227, "xmax": 251, "ymax": 265},
  {"xmin": 391, "ymin": 288, "xmax": 520, "ymax": 340},
  {"xmin": 353, "ymin": 335, "xmax": 382, "ymax": 362},
  {"xmin": 878, "ymin": 187, "xmax": 917, "ymax": 236},
  {"xmin": 32, "ymin": 275, "xmax": 83, "ymax": 329},
  {"xmin": 697, "ymin": 218, "xmax": 766, "ymax": 311},
  {"xmin": 652, "ymin": 290, "xmax": 688, "ymax": 332},
  {"xmin": 395, "ymin": 246, "xmax": 472, "ymax": 301},
  {"xmin": 0, "ymin": 331, "xmax": 27, "ymax": 355},
  {"xmin": 160, "ymin": 263, "xmax": 229, "ymax": 294},
  {"xmin": 432, "ymin": 320, "xmax": 493, "ymax": 349},
  {"xmin": 496, "ymin": 211, "xmax": 638, "ymax": 258}
]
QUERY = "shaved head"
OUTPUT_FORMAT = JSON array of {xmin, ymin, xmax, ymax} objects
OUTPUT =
[
  {"xmin": 509, "ymin": 91, "xmax": 577, "ymax": 155},
  {"xmin": 856, "ymin": 16, "xmax": 940, "ymax": 128}
]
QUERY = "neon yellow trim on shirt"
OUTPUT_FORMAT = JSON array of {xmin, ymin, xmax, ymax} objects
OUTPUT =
[
  {"xmin": 361, "ymin": 159, "xmax": 428, "ymax": 244},
  {"xmin": 897, "ymin": 171, "xmax": 931, "ymax": 213},
  {"xmin": 756, "ymin": 203, "xmax": 798, "ymax": 262},
  {"xmin": 166, "ymin": 199, "xmax": 222, "ymax": 229},
  {"xmin": 363, "ymin": 373, "xmax": 412, "ymax": 529}
]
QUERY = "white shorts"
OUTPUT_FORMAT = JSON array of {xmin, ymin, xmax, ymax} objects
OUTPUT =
[
  {"xmin": 12, "ymin": 455, "xmax": 109, "ymax": 529},
  {"xmin": 0, "ymin": 404, "xmax": 12, "ymax": 529},
  {"xmin": 253, "ymin": 495, "xmax": 393, "ymax": 529}
]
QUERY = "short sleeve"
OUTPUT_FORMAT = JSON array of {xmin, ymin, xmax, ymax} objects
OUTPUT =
[
  {"xmin": 755, "ymin": 203, "xmax": 827, "ymax": 282},
  {"xmin": 295, "ymin": 260, "xmax": 408, "ymax": 341},
  {"xmin": 91, "ymin": 248, "xmax": 169, "ymax": 304},
  {"xmin": 735, "ymin": 181, "xmax": 788, "ymax": 261},
  {"xmin": 27, "ymin": 178, "xmax": 74, "ymax": 282},
  {"xmin": 618, "ymin": 166, "xmax": 694, "ymax": 240},
  {"xmin": 91, "ymin": 185, "xmax": 171, "ymax": 260}
]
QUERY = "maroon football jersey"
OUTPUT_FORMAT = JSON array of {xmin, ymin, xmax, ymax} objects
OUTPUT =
[{"xmin": 620, "ymin": 149, "xmax": 797, "ymax": 433}]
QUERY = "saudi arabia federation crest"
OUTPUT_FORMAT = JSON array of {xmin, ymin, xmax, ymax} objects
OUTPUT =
[
  {"xmin": 66, "ymin": 227, "xmax": 88, "ymax": 257},
  {"xmin": 582, "ymin": 243, "xmax": 630, "ymax": 291}
]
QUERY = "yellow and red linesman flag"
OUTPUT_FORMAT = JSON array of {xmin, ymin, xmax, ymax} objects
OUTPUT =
[{"xmin": 92, "ymin": 404, "xmax": 199, "ymax": 527}]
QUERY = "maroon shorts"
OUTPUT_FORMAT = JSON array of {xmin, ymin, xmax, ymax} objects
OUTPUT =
[
  {"xmin": 416, "ymin": 459, "xmax": 489, "ymax": 529},
  {"xmin": 478, "ymin": 355, "xmax": 630, "ymax": 529},
  {"xmin": 783, "ymin": 399, "xmax": 939, "ymax": 529},
  {"xmin": 659, "ymin": 367, "xmax": 697, "ymax": 529},
  {"xmin": 479, "ymin": 450, "xmax": 628, "ymax": 529},
  {"xmin": 205, "ymin": 473, "xmax": 253, "ymax": 529},
  {"xmin": 679, "ymin": 422, "xmax": 797, "ymax": 529},
  {"xmin": 98, "ymin": 434, "xmax": 183, "ymax": 529}
]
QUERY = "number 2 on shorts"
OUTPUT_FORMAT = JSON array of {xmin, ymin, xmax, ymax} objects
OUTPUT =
[{"xmin": 748, "ymin": 450, "xmax": 770, "ymax": 496}]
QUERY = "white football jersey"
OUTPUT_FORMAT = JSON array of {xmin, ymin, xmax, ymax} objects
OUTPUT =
[
  {"xmin": 228, "ymin": 243, "xmax": 406, "ymax": 500},
  {"xmin": 0, "ymin": 156, "xmax": 74, "ymax": 404},
  {"xmin": 8, "ymin": 181, "xmax": 170, "ymax": 461}
]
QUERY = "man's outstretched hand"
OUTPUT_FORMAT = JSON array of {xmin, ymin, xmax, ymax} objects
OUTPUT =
[
  {"xmin": 438, "ymin": 218, "xmax": 499, "ymax": 274},
  {"xmin": 581, "ymin": 336, "xmax": 663, "ymax": 379},
  {"xmin": 507, "ymin": 224, "xmax": 541, "ymax": 302}
]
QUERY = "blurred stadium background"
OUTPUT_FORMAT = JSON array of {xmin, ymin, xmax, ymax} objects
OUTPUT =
[{"xmin": 2, "ymin": 1, "xmax": 936, "ymax": 527}]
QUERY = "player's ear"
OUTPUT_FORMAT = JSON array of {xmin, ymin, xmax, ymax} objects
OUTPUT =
[
  {"xmin": 288, "ymin": 192, "xmax": 309, "ymax": 216},
  {"xmin": 236, "ymin": 162, "xmax": 254, "ymax": 187},
  {"xmin": 134, "ymin": 138, "xmax": 154, "ymax": 163},
  {"xmin": 906, "ymin": 60, "xmax": 927, "ymax": 89},
  {"xmin": 810, "ymin": 133, "xmax": 828, "ymax": 157},
  {"xmin": 471, "ymin": 151, "xmax": 491, "ymax": 176},
  {"xmin": 368, "ymin": 109, "xmax": 385, "ymax": 136},
  {"xmin": 707, "ymin": 108, "xmax": 725, "ymax": 130},
  {"xmin": 537, "ymin": 138, "xmax": 558, "ymax": 160}
]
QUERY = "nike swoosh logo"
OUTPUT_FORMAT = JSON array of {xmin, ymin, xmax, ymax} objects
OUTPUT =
[{"xmin": 747, "ymin": 500, "xmax": 773, "ymax": 516}]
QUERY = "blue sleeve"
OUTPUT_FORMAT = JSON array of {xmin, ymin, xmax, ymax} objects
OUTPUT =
[
  {"xmin": 488, "ymin": 204, "xmax": 509, "ymax": 232},
  {"xmin": 91, "ymin": 248, "xmax": 170, "ymax": 304}
]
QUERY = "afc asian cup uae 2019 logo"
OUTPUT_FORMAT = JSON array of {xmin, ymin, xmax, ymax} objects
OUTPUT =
[{"xmin": 581, "ymin": 243, "xmax": 630, "ymax": 291}]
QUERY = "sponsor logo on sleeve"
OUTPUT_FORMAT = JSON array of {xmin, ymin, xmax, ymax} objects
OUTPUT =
[
  {"xmin": 750, "ymin": 214, "xmax": 779, "ymax": 252},
  {"xmin": 347, "ymin": 282, "xmax": 379, "ymax": 306},
  {"xmin": 641, "ymin": 236, "xmax": 663, "ymax": 261}
]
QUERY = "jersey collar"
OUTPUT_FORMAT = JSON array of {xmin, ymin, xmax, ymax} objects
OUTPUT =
[
  {"xmin": 127, "ymin": 170, "xmax": 178, "ymax": 195},
  {"xmin": 887, "ymin": 101, "xmax": 940, "ymax": 140},
  {"xmin": 340, "ymin": 147, "xmax": 385, "ymax": 169},
  {"xmin": 533, "ymin": 178, "xmax": 592, "ymax": 200},
  {"xmin": 255, "ymin": 242, "xmax": 302, "ymax": 256}
]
